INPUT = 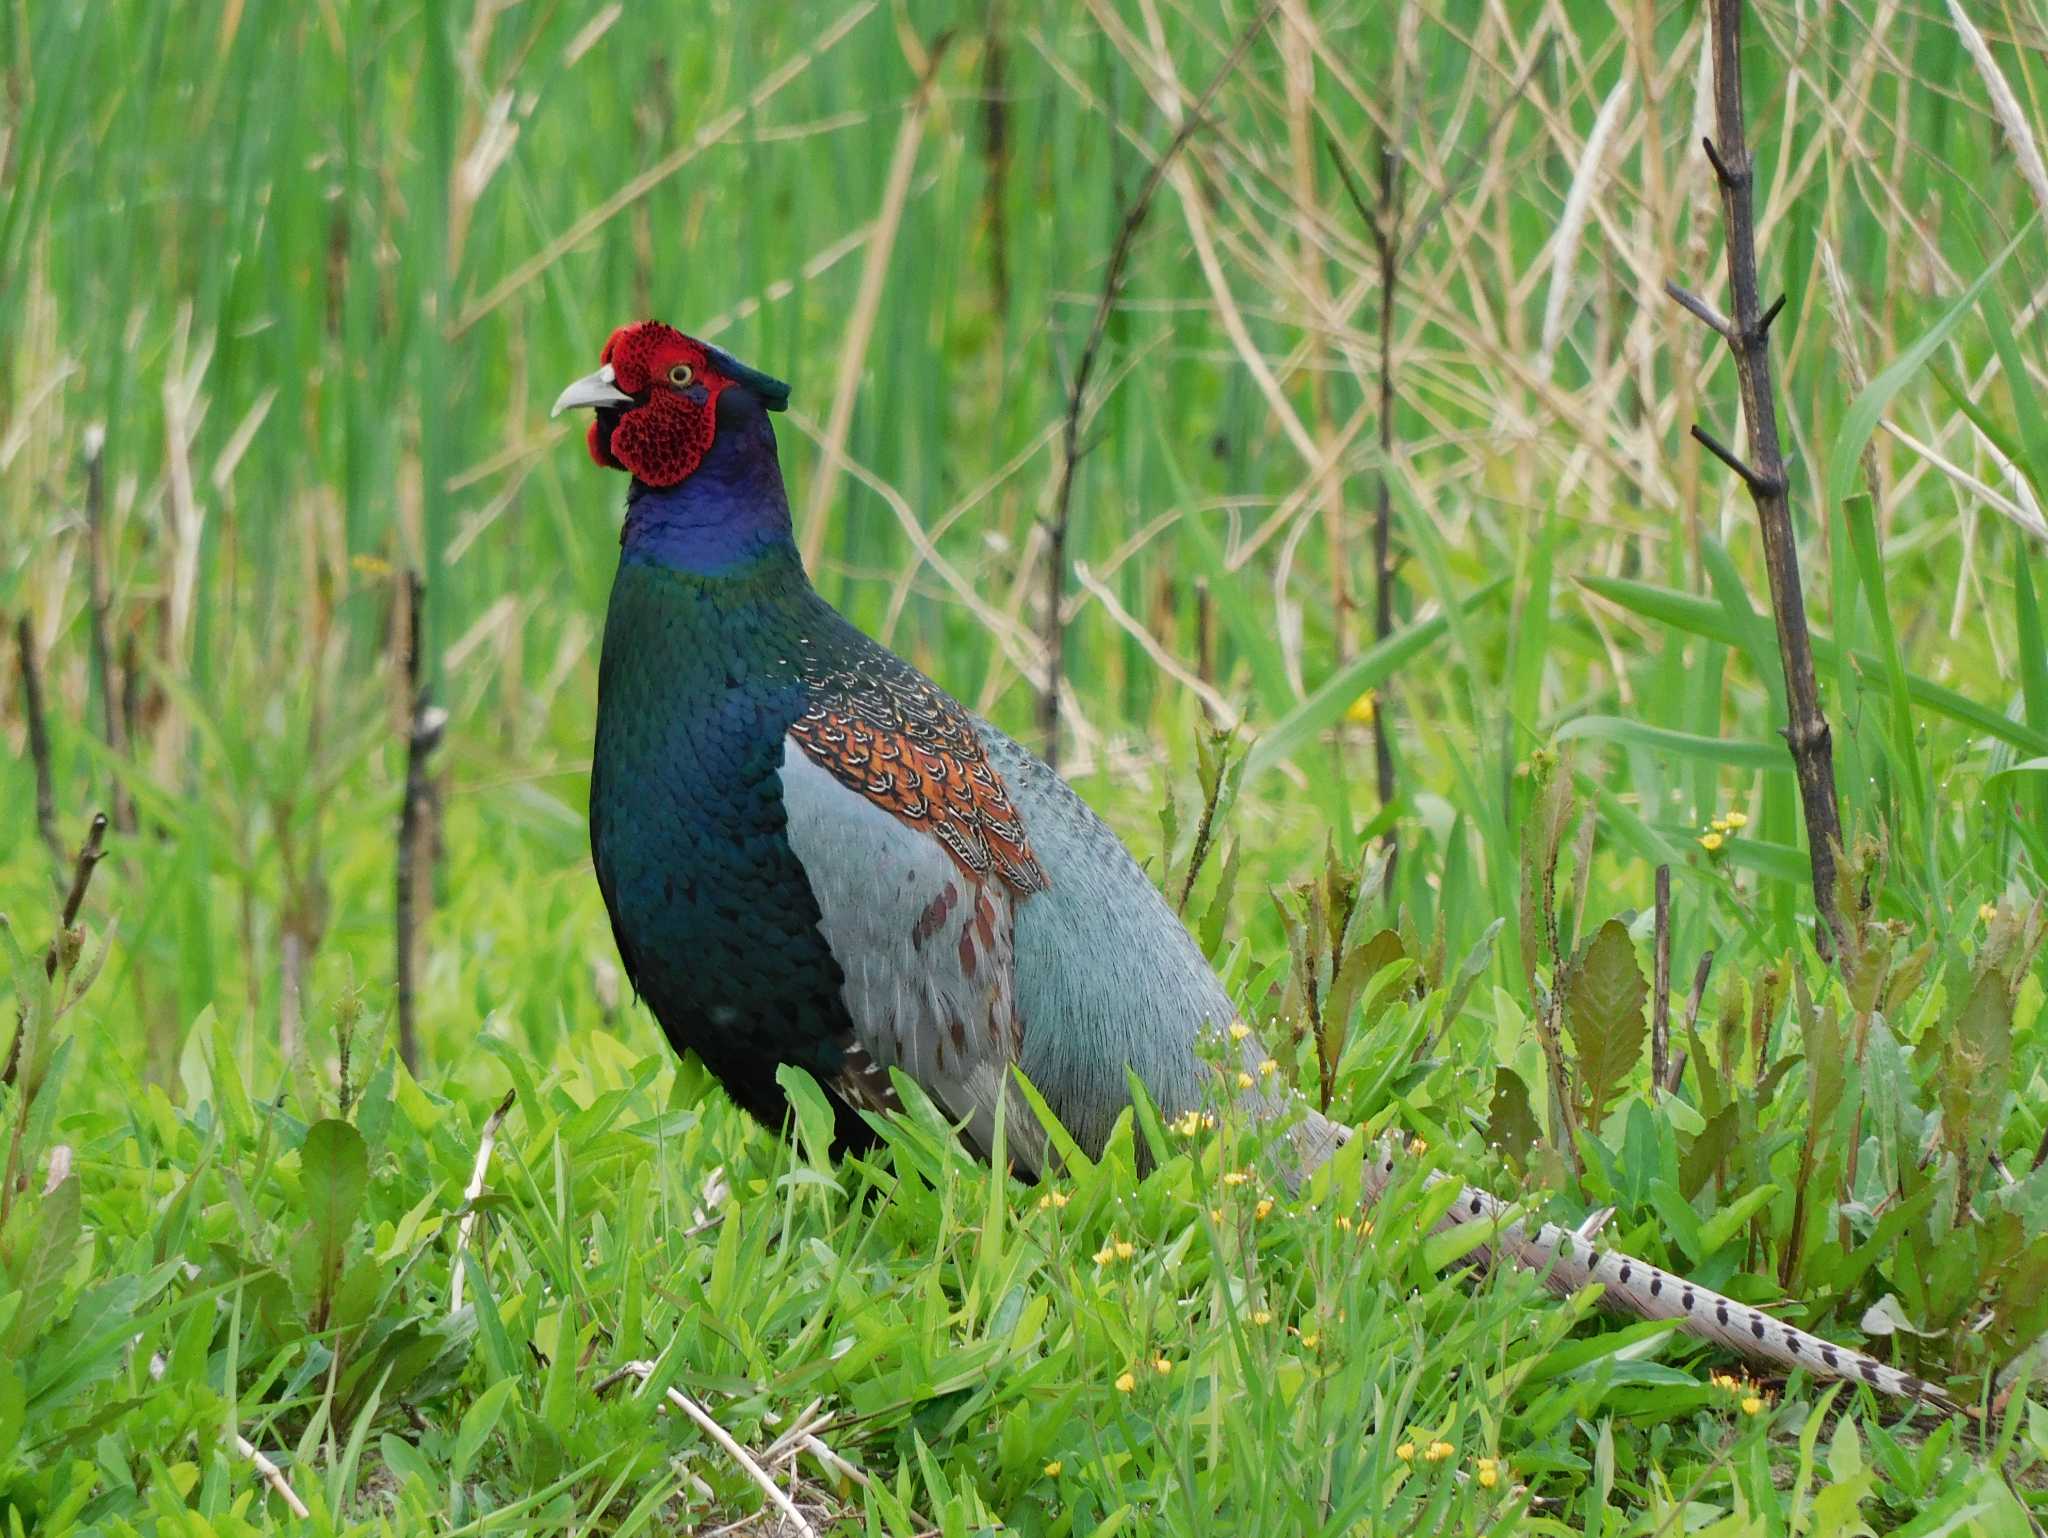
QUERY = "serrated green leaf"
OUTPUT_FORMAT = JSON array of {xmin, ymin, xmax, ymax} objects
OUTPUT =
[{"xmin": 1563, "ymin": 919, "xmax": 1647, "ymax": 1130}]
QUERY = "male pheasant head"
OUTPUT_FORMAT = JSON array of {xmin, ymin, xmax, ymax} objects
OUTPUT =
[{"xmin": 551, "ymin": 320, "xmax": 790, "ymax": 488}]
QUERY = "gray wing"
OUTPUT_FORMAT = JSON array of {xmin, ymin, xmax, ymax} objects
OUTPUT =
[{"xmin": 778, "ymin": 739, "xmax": 1046, "ymax": 1174}]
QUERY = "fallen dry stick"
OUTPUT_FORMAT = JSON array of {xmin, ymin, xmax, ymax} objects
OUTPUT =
[
  {"xmin": 235, "ymin": 1432, "xmax": 310, "ymax": 1519},
  {"xmin": 448, "ymin": 1088, "xmax": 516, "ymax": 1315}
]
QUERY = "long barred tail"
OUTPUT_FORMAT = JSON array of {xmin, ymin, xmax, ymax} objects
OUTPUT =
[{"xmin": 1307, "ymin": 1122, "xmax": 1953, "ymax": 1409}]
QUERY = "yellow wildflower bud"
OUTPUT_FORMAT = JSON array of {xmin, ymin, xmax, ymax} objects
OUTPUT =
[
  {"xmin": 1114, "ymin": 1239, "xmax": 1135, "ymax": 1260},
  {"xmin": 1254, "ymin": 1198, "xmax": 1274, "ymax": 1220},
  {"xmin": 1407, "ymin": 1137, "xmax": 1427, "ymax": 1158},
  {"xmin": 1299, "ymin": 1331, "xmax": 1320, "ymax": 1349},
  {"xmin": 1209, "ymin": 1206, "xmax": 1224, "ymax": 1222},
  {"xmin": 1980, "ymin": 902, "xmax": 1999, "ymax": 923},
  {"xmin": 1153, "ymin": 1356, "xmax": 1172, "ymax": 1375},
  {"xmin": 1346, "ymin": 690, "xmax": 1376, "ymax": 725},
  {"xmin": 1257, "ymin": 1058, "xmax": 1278, "ymax": 1077},
  {"xmin": 1037, "ymin": 1190, "xmax": 1070, "ymax": 1211},
  {"xmin": 1710, "ymin": 817, "xmax": 1730, "ymax": 832},
  {"xmin": 1476, "ymin": 1458, "xmax": 1498, "ymax": 1489},
  {"xmin": 1115, "ymin": 1371, "xmax": 1135, "ymax": 1393},
  {"xmin": 1044, "ymin": 1460, "xmax": 1062, "ymax": 1477},
  {"xmin": 1724, "ymin": 810, "xmax": 1748, "ymax": 829},
  {"xmin": 1425, "ymin": 1441, "xmax": 1454, "ymax": 1463},
  {"xmin": 1251, "ymin": 1309, "xmax": 1272, "ymax": 1325},
  {"xmin": 1742, "ymin": 1395, "xmax": 1763, "ymax": 1416},
  {"xmin": 1222, "ymin": 1170, "xmax": 1250, "ymax": 1187},
  {"xmin": 1228, "ymin": 1021, "xmax": 1251, "ymax": 1042},
  {"xmin": 1698, "ymin": 831, "xmax": 1724, "ymax": 852},
  {"xmin": 1236, "ymin": 1071, "xmax": 1254, "ymax": 1090},
  {"xmin": 1396, "ymin": 1442, "xmax": 1414, "ymax": 1461},
  {"xmin": 1336, "ymin": 1214, "xmax": 1354, "ymax": 1232}
]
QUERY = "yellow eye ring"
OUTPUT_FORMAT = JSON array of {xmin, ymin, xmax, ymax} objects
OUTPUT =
[{"xmin": 667, "ymin": 363, "xmax": 694, "ymax": 387}]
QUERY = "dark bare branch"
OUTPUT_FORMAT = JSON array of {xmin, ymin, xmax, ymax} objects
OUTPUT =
[
  {"xmin": 395, "ymin": 571, "xmax": 444, "ymax": 1076},
  {"xmin": 14, "ymin": 617, "xmax": 62, "ymax": 865},
  {"xmin": 1651, "ymin": 865, "xmax": 1672, "ymax": 1093},
  {"xmin": 82, "ymin": 431, "xmax": 135, "ymax": 836},
  {"xmin": 2, "ymin": 814, "xmax": 110, "ymax": 1090},
  {"xmin": 1664, "ymin": 280, "xmax": 1733, "ymax": 340}
]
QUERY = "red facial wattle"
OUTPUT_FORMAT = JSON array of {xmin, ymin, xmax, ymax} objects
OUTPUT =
[{"xmin": 583, "ymin": 321, "xmax": 727, "ymax": 488}]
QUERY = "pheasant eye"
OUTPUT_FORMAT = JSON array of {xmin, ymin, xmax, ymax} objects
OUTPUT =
[{"xmin": 667, "ymin": 363, "xmax": 694, "ymax": 387}]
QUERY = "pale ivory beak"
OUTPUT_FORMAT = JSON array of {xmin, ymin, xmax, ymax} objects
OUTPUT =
[{"xmin": 551, "ymin": 363, "xmax": 634, "ymax": 417}]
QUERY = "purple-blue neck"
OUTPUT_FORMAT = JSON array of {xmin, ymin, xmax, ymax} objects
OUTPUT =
[{"xmin": 621, "ymin": 406, "xmax": 795, "ymax": 573}]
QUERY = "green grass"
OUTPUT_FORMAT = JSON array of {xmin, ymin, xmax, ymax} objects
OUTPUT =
[{"xmin": 5, "ymin": 0, "xmax": 2048, "ymax": 1530}]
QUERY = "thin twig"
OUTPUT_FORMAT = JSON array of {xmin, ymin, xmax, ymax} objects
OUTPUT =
[
  {"xmin": 2, "ymin": 814, "xmax": 109, "ymax": 1091},
  {"xmin": 1037, "ymin": 0, "xmax": 1280, "ymax": 768},
  {"xmin": 1651, "ymin": 865, "xmax": 1672, "ymax": 1092},
  {"xmin": 448, "ymin": 1088, "xmax": 515, "ymax": 1315},
  {"xmin": 605, "ymin": 1360, "xmax": 820, "ymax": 1538},
  {"xmin": 82, "ymin": 428, "xmax": 135, "ymax": 836},
  {"xmin": 1668, "ymin": 948, "xmax": 1716, "ymax": 1094},
  {"xmin": 235, "ymin": 1433, "xmax": 311, "ymax": 1519},
  {"xmin": 1671, "ymin": 0, "xmax": 1847, "ymax": 957},
  {"xmin": 395, "ymin": 571, "xmax": 444, "ymax": 1077},
  {"xmin": 14, "ymin": 616, "xmax": 62, "ymax": 864}
]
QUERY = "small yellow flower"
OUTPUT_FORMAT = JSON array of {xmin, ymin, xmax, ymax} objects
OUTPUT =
[
  {"xmin": 1699, "ymin": 831, "xmax": 1724, "ymax": 852},
  {"xmin": 1741, "ymin": 1394, "xmax": 1764, "ymax": 1416},
  {"xmin": 1093, "ymin": 1237, "xmax": 1134, "ymax": 1264},
  {"xmin": 1980, "ymin": 902, "xmax": 1999, "ymax": 923},
  {"xmin": 1476, "ymin": 1457, "xmax": 1499, "ymax": 1489},
  {"xmin": 1235, "ymin": 1071, "xmax": 1254, "ymax": 1090},
  {"xmin": 1425, "ymin": 1441, "xmax": 1454, "ymax": 1463},
  {"xmin": 1723, "ymin": 810, "xmax": 1748, "ymax": 829},
  {"xmin": 1346, "ymin": 690, "xmax": 1377, "ymax": 725},
  {"xmin": 1043, "ymin": 1460, "xmax": 1063, "ymax": 1477},
  {"xmin": 1037, "ymin": 1190, "xmax": 1070, "ymax": 1211},
  {"xmin": 1222, "ymin": 1169, "xmax": 1250, "ymax": 1187},
  {"xmin": 1209, "ymin": 1206, "xmax": 1224, "ymax": 1222},
  {"xmin": 1251, "ymin": 1309, "xmax": 1272, "ymax": 1326},
  {"xmin": 1396, "ymin": 1442, "xmax": 1415, "ymax": 1462},
  {"xmin": 1298, "ymin": 1331, "xmax": 1320, "ymax": 1349},
  {"xmin": 1115, "ymin": 1371, "xmax": 1136, "ymax": 1393},
  {"xmin": 1336, "ymin": 1214, "xmax": 1354, "ymax": 1232},
  {"xmin": 1115, "ymin": 1239, "xmax": 1134, "ymax": 1260},
  {"xmin": 1710, "ymin": 817, "xmax": 1730, "ymax": 833},
  {"xmin": 1407, "ymin": 1137, "xmax": 1427, "ymax": 1158},
  {"xmin": 1152, "ymin": 1356, "xmax": 1172, "ymax": 1375},
  {"xmin": 1228, "ymin": 1020, "xmax": 1251, "ymax": 1041},
  {"xmin": 1257, "ymin": 1058, "xmax": 1278, "ymax": 1077},
  {"xmin": 1254, "ymin": 1198, "xmax": 1274, "ymax": 1220},
  {"xmin": 1359, "ymin": 1218, "xmax": 1374, "ymax": 1236},
  {"xmin": 349, "ymin": 552, "xmax": 393, "ymax": 578}
]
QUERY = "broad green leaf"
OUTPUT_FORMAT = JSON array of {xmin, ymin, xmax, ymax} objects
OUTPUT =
[
  {"xmin": 1485, "ymin": 1066, "xmax": 1541, "ymax": 1167},
  {"xmin": 298, "ymin": 1118, "xmax": 368, "ymax": 1331},
  {"xmin": 451, "ymin": 1376, "xmax": 516, "ymax": 1486},
  {"xmin": 1562, "ymin": 919, "xmax": 1647, "ymax": 1130}
]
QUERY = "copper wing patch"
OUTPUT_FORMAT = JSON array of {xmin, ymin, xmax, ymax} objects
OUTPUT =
[{"xmin": 789, "ymin": 639, "xmax": 1048, "ymax": 897}]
